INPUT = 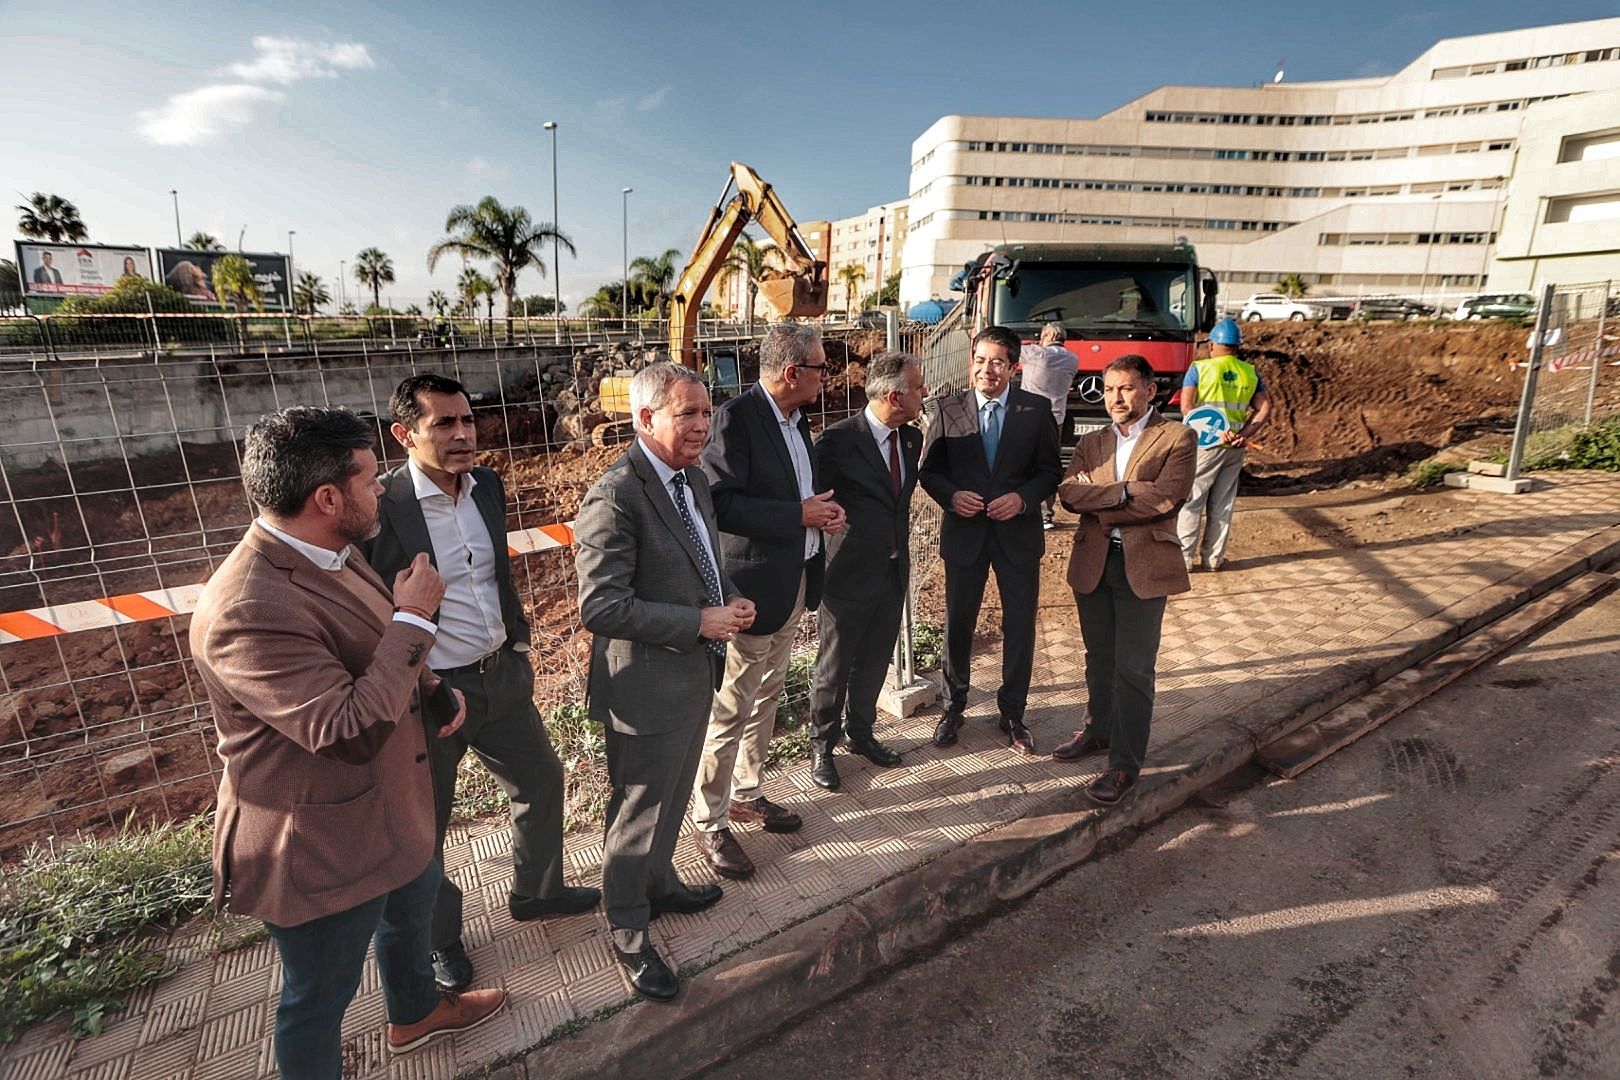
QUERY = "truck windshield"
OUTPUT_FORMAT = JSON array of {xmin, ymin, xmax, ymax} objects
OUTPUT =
[{"xmin": 995, "ymin": 264, "xmax": 1193, "ymax": 335}]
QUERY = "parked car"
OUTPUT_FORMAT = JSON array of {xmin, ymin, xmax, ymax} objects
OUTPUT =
[
  {"xmin": 856, "ymin": 309, "xmax": 887, "ymax": 329},
  {"xmin": 1239, "ymin": 293, "xmax": 1352, "ymax": 321},
  {"xmin": 1452, "ymin": 293, "xmax": 1536, "ymax": 321},
  {"xmin": 1352, "ymin": 297, "xmax": 1438, "ymax": 321}
]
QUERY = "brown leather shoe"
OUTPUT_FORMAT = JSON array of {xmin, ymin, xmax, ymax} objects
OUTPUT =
[
  {"xmin": 1085, "ymin": 768, "xmax": 1137, "ymax": 806},
  {"xmin": 386, "ymin": 988, "xmax": 506, "ymax": 1054},
  {"xmin": 932, "ymin": 709, "xmax": 965, "ymax": 748},
  {"xmin": 698, "ymin": 827, "xmax": 755, "ymax": 879},
  {"xmin": 1052, "ymin": 729, "xmax": 1110, "ymax": 761},
  {"xmin": 728, "ymin": 796, "xmax": 802, "ymax": 834}
]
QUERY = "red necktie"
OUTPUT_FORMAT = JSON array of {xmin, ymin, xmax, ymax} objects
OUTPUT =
[{"xmin": 888, "ymin": 430, "xmax": 902, "ymax": 497}]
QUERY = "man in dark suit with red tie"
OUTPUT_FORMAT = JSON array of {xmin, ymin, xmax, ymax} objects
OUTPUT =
[
  {"xmin": 919, "ymin": 325, "xmax": 1063, "ymax": 755},
  {"xmin": 807, "ymin": 350, "xmax": 927, "ymax": 789}
]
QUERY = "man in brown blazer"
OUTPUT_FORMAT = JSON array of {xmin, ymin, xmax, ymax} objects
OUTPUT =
[
  {"xmin": 1052, "ymin": 355, "xmax": 1197, "ymax": 806},
  {"xmin": 191, "ymin": 407, "xmax": 504, "ymax": 1077}
]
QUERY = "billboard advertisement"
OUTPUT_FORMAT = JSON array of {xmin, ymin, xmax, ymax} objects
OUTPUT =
[
  {"xmin": 154, "ymin": 249, "xmax": 292, "ymax": 311},
  {"xmin": 15, "ymin": 242, "xmax": 153, "ymax": 299}
]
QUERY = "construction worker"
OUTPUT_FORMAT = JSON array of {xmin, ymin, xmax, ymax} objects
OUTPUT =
[{"xmin": 1176, "ymin": 318, "xmax": 1270, "ymax": 571}]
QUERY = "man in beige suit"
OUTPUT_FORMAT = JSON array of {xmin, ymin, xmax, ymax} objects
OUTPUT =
[
  {"xmin": 191, "ymin": 407, "xmax": 504, "ymax": 1078},
  {"xmin": 1052, "ymin": 356, "xmax": 1196, "ymax": 806}
]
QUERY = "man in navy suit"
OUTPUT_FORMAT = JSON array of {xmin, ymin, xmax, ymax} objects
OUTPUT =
[
  {"xmin": 919, "ymin": 325, "xmax": 1062, "ymax": 755},
  {"xmin": 694, "ymin": 323, "xmax": 844, "ymax": 880},
  {"xmin": 807, "ymin": 350, "xmax": 926, "ymax": 789}
]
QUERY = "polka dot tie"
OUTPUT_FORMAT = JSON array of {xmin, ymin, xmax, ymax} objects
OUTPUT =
[{"xmin": 670, "ymin": 472, "xmax": 726, "ymax": 658}]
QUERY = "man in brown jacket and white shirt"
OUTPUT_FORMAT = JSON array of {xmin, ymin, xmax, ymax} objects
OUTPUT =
[
  {"xmin": 1053, "ymin": 356, "xmax": 1196, "ymax": 806},
  {"xmin": 191, "ymin": 407, "xmax": 504, "ymax": 1078}
]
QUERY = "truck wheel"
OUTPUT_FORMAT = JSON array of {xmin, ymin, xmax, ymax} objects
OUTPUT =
[
  {"xmin": 1246, "ymin": 313, "xmax": 1262, "ymax": 322},
  {"xmin": 1290, "ymin": 312, "xmax": 1306, "ymax": 322}
]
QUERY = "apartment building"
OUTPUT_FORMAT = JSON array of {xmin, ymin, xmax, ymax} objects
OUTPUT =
[
  {"xmin": 825, "ymin": 200, "xmax": 908, "ymax": 316},
  {"xmin": 900, "ymin": 17, "xmax": 1620, "ymax": 307}
]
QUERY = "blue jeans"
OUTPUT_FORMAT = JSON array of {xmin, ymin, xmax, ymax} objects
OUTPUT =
[{"xmin": 263, "ymin": 859, "xmax": 443, "ymax": 1080}]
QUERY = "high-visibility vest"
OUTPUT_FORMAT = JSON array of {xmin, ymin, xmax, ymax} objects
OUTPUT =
[{"xmin": 1191, "ymin": 354, "xmax": 1260, "ymax": 431}]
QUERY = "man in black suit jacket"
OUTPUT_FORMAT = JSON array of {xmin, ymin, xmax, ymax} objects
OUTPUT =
[
  {"xmin": 365, "ymin": 374, "xmax": 596, "ymax": 993},
  {"xmin": 32, "ymin": 252, "xmax": 63, "ymax": 284},
  {"xmin": 807, "ymin": 350, "xmax": 926, "ymax": 790},
  {"xmin": 694, "ymin": 323, "xmax": 844, "ymax": 881},
  {"xmin": 919, "ymin": 325, "xmax": 1063, "ymax": 754}
]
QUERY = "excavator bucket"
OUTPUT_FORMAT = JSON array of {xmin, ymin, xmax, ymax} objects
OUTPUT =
[{"xmin": 756, "ymin": 263, "xmax": 829, "ymax": 319}]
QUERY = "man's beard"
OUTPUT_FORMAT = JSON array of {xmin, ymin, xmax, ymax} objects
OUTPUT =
[{"xmin": 336, "ymin": 503, "xmax": 380, "ymax": 546}]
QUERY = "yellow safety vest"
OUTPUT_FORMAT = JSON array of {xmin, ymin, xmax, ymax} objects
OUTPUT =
[{"xmin": 1191, "ymin": 355, "xmax": 1260, "ymax": 431}]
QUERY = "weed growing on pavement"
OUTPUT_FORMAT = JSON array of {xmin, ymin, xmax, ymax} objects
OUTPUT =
[
  {"xmin": 1526, "ymin": 417, "xmax": 1620, "ymax": 472},
  {"xmin": 1405, "ymin": 460, "xmax": 1468, "ymax": 487},
  {"xmin": 0, "ymin": 815, "xmax": 214, "ymax": 1040}
]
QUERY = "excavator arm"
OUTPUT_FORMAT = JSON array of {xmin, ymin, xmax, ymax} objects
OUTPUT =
[{"xmin": 667, "ymin": 162, "xmax": 828, "ymax": 369}]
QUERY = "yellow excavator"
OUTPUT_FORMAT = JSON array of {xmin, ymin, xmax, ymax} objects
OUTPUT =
[{"xmin": 667, "ymin": 161, "xmax": 829, "ymax": 369}]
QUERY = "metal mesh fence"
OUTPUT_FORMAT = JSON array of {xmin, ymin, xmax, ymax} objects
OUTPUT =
[
  {"xmin": 0, "ymin": 329, "xmax": 876, "ymax": 858},
  {"xmin": 1511, "ymin": 281, "xmax": 1620, "ymax": 475}
]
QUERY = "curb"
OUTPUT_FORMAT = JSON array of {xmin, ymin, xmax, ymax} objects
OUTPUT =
[{"xmin": 481, "ymin": 524, "xmax": 1620, "ymax": 1080}]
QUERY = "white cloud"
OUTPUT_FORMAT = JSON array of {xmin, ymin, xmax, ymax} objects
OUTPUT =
[
  {"xmin": 136, "ymin": 84, "xmax": 285, "ymax": 146},
  {"xmin": 467, "ymin": 155, "xmax": 506, "ymax": 179},
  {"xmin": 228, "ymin": 36, "xmax": 376, "ymax": 85},
  {"xmin": 636, "ymin": 85, "xmax": 671, "ymax": 111}
]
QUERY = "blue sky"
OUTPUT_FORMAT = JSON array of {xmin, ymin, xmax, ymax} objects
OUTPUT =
[{"xmin": 2, "ymin": 1, "xmax": 1614, "ymax": 308}]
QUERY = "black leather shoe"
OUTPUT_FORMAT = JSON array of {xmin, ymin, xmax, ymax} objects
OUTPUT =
[
  {"xmin": 698, "ymin": 827, "xmax": 755, "ymax": 880},
  {"xmin": 1086, "ymin": 768, "xmax": 1137, "ymax": 806},
  {"xmin": 430, "ymin": 942, "xmax": 473, "ymax": 992},
  {"xmin": 811, "ymin": 744, "xmax": 841, "ymax": 790},
  {"xmin": 508, "ymin": 886, "xmax": 601, "ymax": 921},
  {"xmin": 1051, "ymin": 730, "xmax": 1110, "ymax": 761},
  {"xmin": 997, "ymin": 716, "xmax": 1036, "ymax": 755},
  {"xmin": 649, "ymin": 882, "xmax": 723, "ymax": 919},
  {"xmin": 615, "ymin": 943, "xmax": 679, "ymax": 1002},
  {"xmin": 932, "ymin": 710, "xmax": 965, "ymax": 748},
  {"xmin": 848, "ymin": 737, "xmax": 902, "ymax": 768}
]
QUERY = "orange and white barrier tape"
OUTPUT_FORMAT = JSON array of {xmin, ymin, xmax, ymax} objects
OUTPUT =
[{"xmin": 0, "ymin": 522, "xmax": 579, "ymax": 643}]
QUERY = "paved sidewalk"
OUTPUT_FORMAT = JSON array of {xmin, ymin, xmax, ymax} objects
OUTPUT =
[{"xmin": 5, "ymin": 471, "xmax": 1619, "ymax": 1080}]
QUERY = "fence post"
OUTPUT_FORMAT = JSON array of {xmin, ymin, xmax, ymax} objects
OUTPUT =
[
  {"xmin": 1506, "ymin": 281, "xmax": 1559, "ymax": 482},
  {"xmin": 1584, "ymin": 281, "xmax": 1610, "ymax": 427},
  {"xmin": 146, "ymin": 292, "xmax": 163, "ymax": 354}
]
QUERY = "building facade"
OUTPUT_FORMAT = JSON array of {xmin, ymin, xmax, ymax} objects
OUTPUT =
[
  {"xmin": 825, "ymin": 201, "xmax": 908, "ymax": 317},
  {"xmin": 900, "ymin": 18, "xmax": 1620, "ymax": 308}
]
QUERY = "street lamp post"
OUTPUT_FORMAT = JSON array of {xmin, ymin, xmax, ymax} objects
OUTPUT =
[
  {"xmin": 169, "ymin": 190, "xmax": 182, "ymax": 246},
  {"xmin": 622, "ymin": 187, "xmax": 633, "ymax": 332},
  {"xmin": 287, "ymin": 230, "xmax": 296, "ymax": 310},
  {"xmin": 339, "ymin": 260, "xmax": 346, "ymax": 311},
  {"xmin": 544, "ymin": 120, "xmax": 560, "ymax": 342}
]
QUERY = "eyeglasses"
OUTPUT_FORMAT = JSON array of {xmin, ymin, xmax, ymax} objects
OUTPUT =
[{"xmin": 793, "ymin": 362, "xmax": 828, "ymax": 372}]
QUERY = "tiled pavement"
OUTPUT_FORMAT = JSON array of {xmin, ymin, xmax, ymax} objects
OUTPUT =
[{"xmin": 6, "ymin": 471, "xmax": 1620, "ymax": 1080}]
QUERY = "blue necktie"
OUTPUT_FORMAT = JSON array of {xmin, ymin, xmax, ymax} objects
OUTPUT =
[
  {"xmin": 670, "ymin": 472, "xmax": 726, "ymax": 658},
  {"xmin": 982, "ymin": 399, "xmax": 1002, "ymax": 467}
]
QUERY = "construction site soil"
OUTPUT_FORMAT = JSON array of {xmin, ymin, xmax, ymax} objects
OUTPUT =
[{"xmin": 0, "ymin": 321, "xmax": 1547, "ymax": 858}]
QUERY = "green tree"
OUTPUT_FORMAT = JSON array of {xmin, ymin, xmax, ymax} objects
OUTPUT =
[
  {"xmin": 404, "ymin": 303, "xmax": 423, "ymax": 316},
  {"xmin": 1275, "ymin": 273, "xmax": 1310, "ymax": 298},
  {"xmin": 185, "ymin": 233, "xmax": 225, "ymax": 251},
  {"xmin": 860, "ymin": 272, "xmax": 901, "ymax": 311},
  {"xmin": 719, "ymin": 232, "xmax": 782, "ymax": 332},
  {"xmin": 293, "ymin": 271, "xmax": 330, "ymax": 316},
  {"xmin": 212, "ymin": 253, "xmax": 263, "ymax": 348},
  {"xmin": 456, "ymin": 266, "xmax": 495, "ymax": 326},
  {"xmin": 0, "ymin": 259, "xmax": 21, "ymax": 312},
  {"xmin": 427, "ymin": 195, "xmax": 576, "ymax": 343},
  {"xmin": 628, "ymin": 247, "xmax": 683, "ymax": 317},
  {"xmin": 15, "ymin": 193, "xmax": 88, "ymax": 242},
  {"xmin": 579, "ymin": 283, "xmax": 623, "ymax": 319},
  {"xmin": 516, "ymin": 294, "xmax": 565, "ymax": 316},
  {"xmin": 353, "ymin": 248, "xmax": 395, "ymax": 310},
  {"xmin": 427, "ymin": 290, "xmax": 450, "ymax": 317},
  {"xmin": 837, "ymin": 264, "xmax": 867, "ymax": 319}
]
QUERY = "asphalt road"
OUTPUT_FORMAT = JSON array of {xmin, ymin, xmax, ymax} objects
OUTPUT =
[{"xmin": 700, "ymin": 588, "xmax": 1620, "ymax": 1080}]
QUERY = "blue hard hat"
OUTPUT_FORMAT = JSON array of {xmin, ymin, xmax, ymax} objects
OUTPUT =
[{"xmin": 1209, "ymin": 318, "xmax": 1241, "ymax": 346}]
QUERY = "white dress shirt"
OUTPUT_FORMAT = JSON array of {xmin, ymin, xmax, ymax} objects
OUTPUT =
[
  {"xmin": 407, "ymin": 460, "xmax": 507, "ymax": 669},
  {"xmin": 763, "ymin": 389, "xmax": 820, "ymax": 560},
  {"xmin": 973, "ymin": 385, "xmax": 1012, "ymax": 432},
  {"xmin": 862, "ymin": 404, "xmax": 908, "ymax": 483},
  {"xmin": 1108, "ymin": 408, "xmax": 1157, "ymax": 540},
  {"xmin": 641, "ymin": 443, "xmax": 722, "ymax": 578},
  {"xmin": 255, "ymin": 518, "xmax": 436, "ymax": 635}
]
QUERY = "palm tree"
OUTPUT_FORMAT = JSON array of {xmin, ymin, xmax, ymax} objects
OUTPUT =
[
  {"xmin": 15, "ymin": 193, "xmax": 87, "ymax": 242},
  {"xmin": 719, "ymin": 232, "xmax": 783, "ymax": 332},
  {"xmin": 1275, "ymin": 273, "xmax": 1310, "ymax": 298},
  {"xmin": 0, "ymin": 259, "xmax": 21, "ymax": 312},
  {"xmin": 457, "ymin": 267, "xmax": 495, "ymax": 332},
  {"xmin": 293, "ymin": 271, "xmax": 330, "ymax": 316},
  {"xmin": 580, "ymin": 285, "xmax": 622, "ymax": 319},
  {"xmin": 211, "ymin": 253, "xmax": 264, "ymax": 348},
  {"xmin": 354, "ymin": 248, "xmax": 395, "ymax": 310},
  {"xmin": 427, "ymin": 195, "xmax": 576, "ymax": 342},
  {"xmin": 186, "ymin": 232, "xmax": 225, "ymax": 251},
  {"xmin": 837, "ymin": 264, "xmax": 868, "ymax": 320},
  {"xmin": 427, "ymin": 290, "xmax": 450, "ymax": 317},
  {"xmin": 629, "ymin": 247, "xmax": 683, "ymax": 317}
]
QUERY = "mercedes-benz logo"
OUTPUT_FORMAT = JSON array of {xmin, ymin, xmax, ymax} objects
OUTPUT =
[{"xmin": 1077, "ymin": 375, "xmax": 1104, "ymax": 403}]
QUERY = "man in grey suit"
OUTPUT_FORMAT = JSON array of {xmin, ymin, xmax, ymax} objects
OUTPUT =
[
  {"xmin": 807, "ymin": 350, "xmax": 925, "ymax": 789},
  {"xmin": 575, "ymin": 362, "xmax": 756, "ymax": 1002},
  {"xmin": 366, "ymin": 374, "xmax": 597, "ymax": 994}
]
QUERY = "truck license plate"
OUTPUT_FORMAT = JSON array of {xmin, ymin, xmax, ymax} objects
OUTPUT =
[{"xmin": 1072, "ymin": 420, "xmax": 1107, "ymax": 437}]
